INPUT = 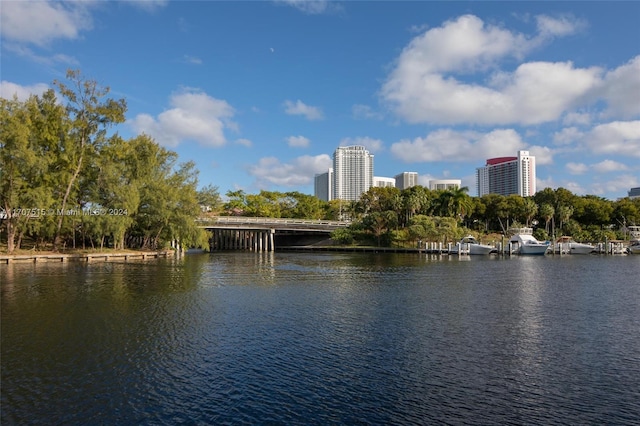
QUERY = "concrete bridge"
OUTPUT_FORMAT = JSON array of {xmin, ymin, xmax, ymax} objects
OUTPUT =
[{"xmin": 197, "ymin": 217, "xmax": 350, "ymax": 251}]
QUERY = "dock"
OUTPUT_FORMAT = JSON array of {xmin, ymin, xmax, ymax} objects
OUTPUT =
[{"xmin": 0, "ymin": 251, "xmax": 174, "ymax": 264}]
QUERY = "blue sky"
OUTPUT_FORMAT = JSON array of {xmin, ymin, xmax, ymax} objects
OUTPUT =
[{"xmin": 2, "ymin": 1, "xmax": 639, "ymax": 200}]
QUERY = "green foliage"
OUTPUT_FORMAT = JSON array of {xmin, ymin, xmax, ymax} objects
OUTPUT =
[
  {"xmin": 197, "ymin": 184, "xmax": 222, "ymax": 212},
  {"xmin": 0, "ymin": 71, "xmax": 207, "ymax": 253},
  {"xmin": 330, "ymin": 228, "xmax": 354, "ymax": 245}
]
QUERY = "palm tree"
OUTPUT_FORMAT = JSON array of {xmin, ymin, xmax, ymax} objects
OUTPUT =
[
  {"xmin": 539, "ymin": 203, "xmax": 554, "ymax": 234},
  {"xmin": 557, "ymin": 205, "xmax": 574, "ymax": 231},
  {"xmin": 450, "ymin": 186, "xmax": 472, "ymax": 221},
  {"xmin": 523, "ymin": 198, "xmax": 538, "ymax": 227}
]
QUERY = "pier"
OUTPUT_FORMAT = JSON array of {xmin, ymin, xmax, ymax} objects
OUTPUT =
[{"xmin": 0, "ymin": 251, "xmax": 174, "ymax": 264}]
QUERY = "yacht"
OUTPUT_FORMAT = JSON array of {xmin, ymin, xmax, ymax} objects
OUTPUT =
[
  {"xmin": 628, "ymin": 240, "xmax": 640, "ymax": 254},
  {"xmin": 555, "ymin": 236, "xmax": 596, "ymax": 255},
  {"xmin": 449, "ymin": 236, "xmax": 497, "ymax": 255},
  {"xmin": 508, "ymin": 228, "xmax": 549, "ymax": 255}
]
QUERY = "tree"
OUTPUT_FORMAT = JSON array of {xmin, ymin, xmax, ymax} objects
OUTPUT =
[
  {"xmin": 89, "ymin": 135, "xmax": 139, "ymax": 250},
  {"xmin": 572, "ymin": 195, "xmax": 613, "ymax": 227},
  {"xmin": 363, "ymin": 210, "xmax": 397, "ymax": 246},
  {"xmin": 401, "ymin": 185, "xmax": 430, "ymax": 226},
  {"xmin": 522, "ymin": 197, "xmax": 538, "ymax": 227},
  {"xmin": 450, "ymin": 186, "xmax": 473, "ymax": 220},
  {"xmin": 539, "ymin": 203, "xmax": 555, "ymax": 234},
  {"xmin": 613, "ymin": 197, "xmax": 640, "ymax": 227},
  {"xmin": 52, "ymin": 70, "xmax": 126, "ymax": 250},
  {"xmin": 331, "ymin": 228, "xmax": 354, "ymax": 245},
  {"xmin": 557, "ymin": 204, "xmax": 574, "ymax": 231},
  {"xmin": 197, "ymin": 184, "xmax": 222, "ymax": 213},
  {"xmin": 0, "ymin": 91, "xmax": 67, "ymax": 252},
  {"xmin": 224, "ymin": 190, "xmax": 247, "ymax": 214},
  {"xmin": 0, "ymin": 96, "xmax": 35, "ymax": 253},
  {"xmin": 407, "ymin": 215, "xmax": 436, "ymax": 245},
  {"xmin": 284, "ymin": 192, "xmax": 326, "ymax": 219}
]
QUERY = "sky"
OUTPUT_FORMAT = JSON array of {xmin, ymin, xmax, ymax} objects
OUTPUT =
[{"xmin": 1, "ymin": 0, "xmax": 639, "ymax": 200}]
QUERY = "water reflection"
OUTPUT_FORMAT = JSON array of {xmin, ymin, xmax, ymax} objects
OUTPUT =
[{"xmin": 2, "ymin": 253, "xmax": 639, "ymax": 424}]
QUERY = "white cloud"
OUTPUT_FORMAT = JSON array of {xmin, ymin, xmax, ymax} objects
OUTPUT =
[
  {"xmin": 4, "ymin": 43, "xmax": 80, "ymax": 66},
  {"xmin": 286, "ymin": 135, "xmax": 311, "ymax": 148},
  {"xmin": 566, "ymin": 162, "xmax": 589, "ymax": 175},
  {"xmin": 183, "ymin": 55, "xmax": 203, "ymax": 65},
  {"xmin": 352, "ymin": 104, "xmax": 383, "ymax": 120},
  {"xmin": 340, "ymin": 137, "xmax": 384, "ymax": 153},
  {"xmin": 408, "ymin": 23, "xmax": 430, "ymax": 34},
  {"xmin": 283, "ymin": 99, "xmax": 324, "ymax": 120},
  {"xmin": 535, "ymin": 15, "xmax": 586, "ymax": 38},
  {"xmin": 553, "ymin": 127, "xmax": 584, "ymax": 145},
  {"xmin": 536, "ymin": 176, "xmax": 557, "ymax": 193},
  {"xmin": 598, "ymin": 56, "xmax": 640, "ymax": 118},
  {"xmin": 0, "ymin": 1, "xmax": 93, "ymax": 46},
  {"xmin": 123, "ymin": 0, "xmax": 168, "ymax": 12},
  {"xmin": 0, "ymin": 81, "xmax": 50, "ymax": 101},
  {"xmin": 562, "ymin": 112, "xmax": 592, "ymax": 127},
  {"xmin": 590, "ymin": 174, "xmax": 640, "ymax": 197},
  {"xmin": 585, "ymin": 121, "xmax": 640, "ymax": 158},
  {"xmin": 592, "ymin": 159, "xmax": 629, "ymax": 173},
  {"xmin": 248, "ymin": 154, "xmax": 332, "ymax": 187},
  {"xmin": 528, "ymin": 145, "xmax": 554, "ymax": 165},
  {"xmin": 390, "ymin": 15, "xmax": 530, "ymax": 75},
  {"xmin": 383, "ymin": 59, "xmax": 601, "ymax": 125},
  {"xmin": 563, "ymin": 181, "xmax": 588, "ymax": 196},
  {"xmin": 129, "ymin": 88, "xmax": 237, "ymax": 147},
  {"xmin": 418, "ymin": 174, "xmax": 437, "ymax": 187},
  {"xmin": 380, "ymin": 14, "xmax": 630, "ymax": 126},
  {"xmin": 274, "ymin": 0, "xmax": 340, "ymax": 15},
  {"xmin": 235, "ymin": 138, "xmax": 253, "ymax": 147},
  {"xmin": 390, "ymin": 128, "xmax": 526, "ymax": 163}
]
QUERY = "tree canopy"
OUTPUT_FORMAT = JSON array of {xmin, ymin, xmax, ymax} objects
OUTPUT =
[{"xmin": 1, "ymin": 71, "xmax": 208, "ymax": 253}]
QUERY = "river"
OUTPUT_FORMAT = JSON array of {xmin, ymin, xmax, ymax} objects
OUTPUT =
[{"xmin": 2, "ymin": 252, "xmax": 639, "ymax": 425}]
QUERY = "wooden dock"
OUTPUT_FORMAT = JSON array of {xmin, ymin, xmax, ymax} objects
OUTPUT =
[{"xmin": 0, "ymin": 251, "xmax": 174, "ymax": 264}]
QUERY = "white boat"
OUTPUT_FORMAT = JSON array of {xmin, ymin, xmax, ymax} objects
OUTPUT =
[
  {"xmin": 628, "ymin": 239, "xmax": 640, "ymax": 254},
  {"xmin": 555, "ymin": 236, "xmax": 596, "ymax": 255},
  {"xmin": 628, "ymin": 226, "xmax": 640, "ymax": 239},
  {"xmin": 508, "ymin": 228, "xmax": 549, "ymax": 255},
  {"xmin": 449, "ymin": 236, "xmax": 497, "ymax": 255}
]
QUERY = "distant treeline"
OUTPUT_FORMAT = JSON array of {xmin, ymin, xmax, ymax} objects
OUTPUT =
[
  {"xmin": 3, "ymin": 71, "xmax": 638, "ymax": 253},
  {"xmin": 1, "ymin": 70, "xmax": 210, "ymax": 253},
  {"xmin": 220, "ymin": 185, "xmax": 640, "ymax": 246}
]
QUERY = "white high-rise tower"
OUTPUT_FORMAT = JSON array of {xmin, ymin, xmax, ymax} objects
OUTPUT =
[{"xmin": 333, "ymin": 145, "xmax": 374, "ymax": 201}]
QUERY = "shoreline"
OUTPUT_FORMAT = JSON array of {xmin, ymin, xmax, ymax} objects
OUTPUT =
[{"xmin": 0, "ymin": 250, "xmax": 175, "ymax": 265}]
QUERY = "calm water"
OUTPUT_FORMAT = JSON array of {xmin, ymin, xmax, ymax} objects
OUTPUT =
[{"xmin": 2, "ymin": 252, "xmax": 640, "ymax": 425}]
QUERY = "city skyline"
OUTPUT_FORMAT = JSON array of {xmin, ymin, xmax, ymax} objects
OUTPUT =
[{"xmin": 1, "ymin": 1, "xmax": 639, "ymax": 200}]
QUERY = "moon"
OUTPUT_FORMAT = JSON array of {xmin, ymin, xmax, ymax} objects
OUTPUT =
[{"xmin": 270, "ymin": 47, "xmax": 275, "ymax": 53}]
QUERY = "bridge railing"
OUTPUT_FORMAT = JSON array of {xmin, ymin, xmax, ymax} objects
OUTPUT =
[{"xmin": 196, "ymin": 216, "xmax": 350, "ymax": 227}]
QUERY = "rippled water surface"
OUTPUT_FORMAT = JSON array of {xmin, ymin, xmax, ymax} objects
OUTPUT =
[{"xmin": 2, "ymin": 253, "xmax": 640, "ymax": 425}]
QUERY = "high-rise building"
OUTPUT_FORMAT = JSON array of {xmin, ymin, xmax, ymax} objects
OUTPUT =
[
  {"xmin": 429, "ymin": 179, "xmax": 461, "ymax": 191},
  {"xmin": 373, "ymin": 176, "xmax": 396, "ymax": 188},
  {"xmin": 314, "ymin": 168, "xmax": 333, "ymax": 201},
  {"xmin": 628, "ymin": 187, "xmax": 640, "ymax": 199},
  {"xmin": 476, "ymin": 151, "xmax": 536, "ymax": 197},
  {"xmin": 333, "ymin": 145, "xmax": 374, "ymax": 201},
  {"xmin": 394, "ymin": 172, "xmax": 418, "ymax": 190}
]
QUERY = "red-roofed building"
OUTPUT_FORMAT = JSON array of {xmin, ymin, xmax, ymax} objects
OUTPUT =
[{"xmin": 476, "ymin": 151, "xmax": 536, "ymax": 197}]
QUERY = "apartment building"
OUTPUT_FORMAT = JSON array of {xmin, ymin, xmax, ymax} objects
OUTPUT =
[{"xmin": 476, "ymin": 151, "xmax": 536, "ymax": 197}]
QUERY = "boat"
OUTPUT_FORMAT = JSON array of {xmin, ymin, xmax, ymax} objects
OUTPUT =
[
  {"xmin": 508, "ymin": 228, "xmax": 549, "ymax": 255},
  {"xmin": 449, "ymin": 236, "xmax": 497, "ymax": 255},
  {"xmin": 628, "ymin": 225, "xmax": 640, "ymax": 239},
  {"xmin": 628, "ymin": 240, "xmax": 640, "ymax": 254},
  {"xmin": 555, "ymin": 236, "xmax": 596, "ymax": 255}
]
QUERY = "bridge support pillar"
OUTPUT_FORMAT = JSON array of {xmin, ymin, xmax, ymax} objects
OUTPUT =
[{"xmin": 270, "ymin": 229, "xmax": 275, "ymax": 252}]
